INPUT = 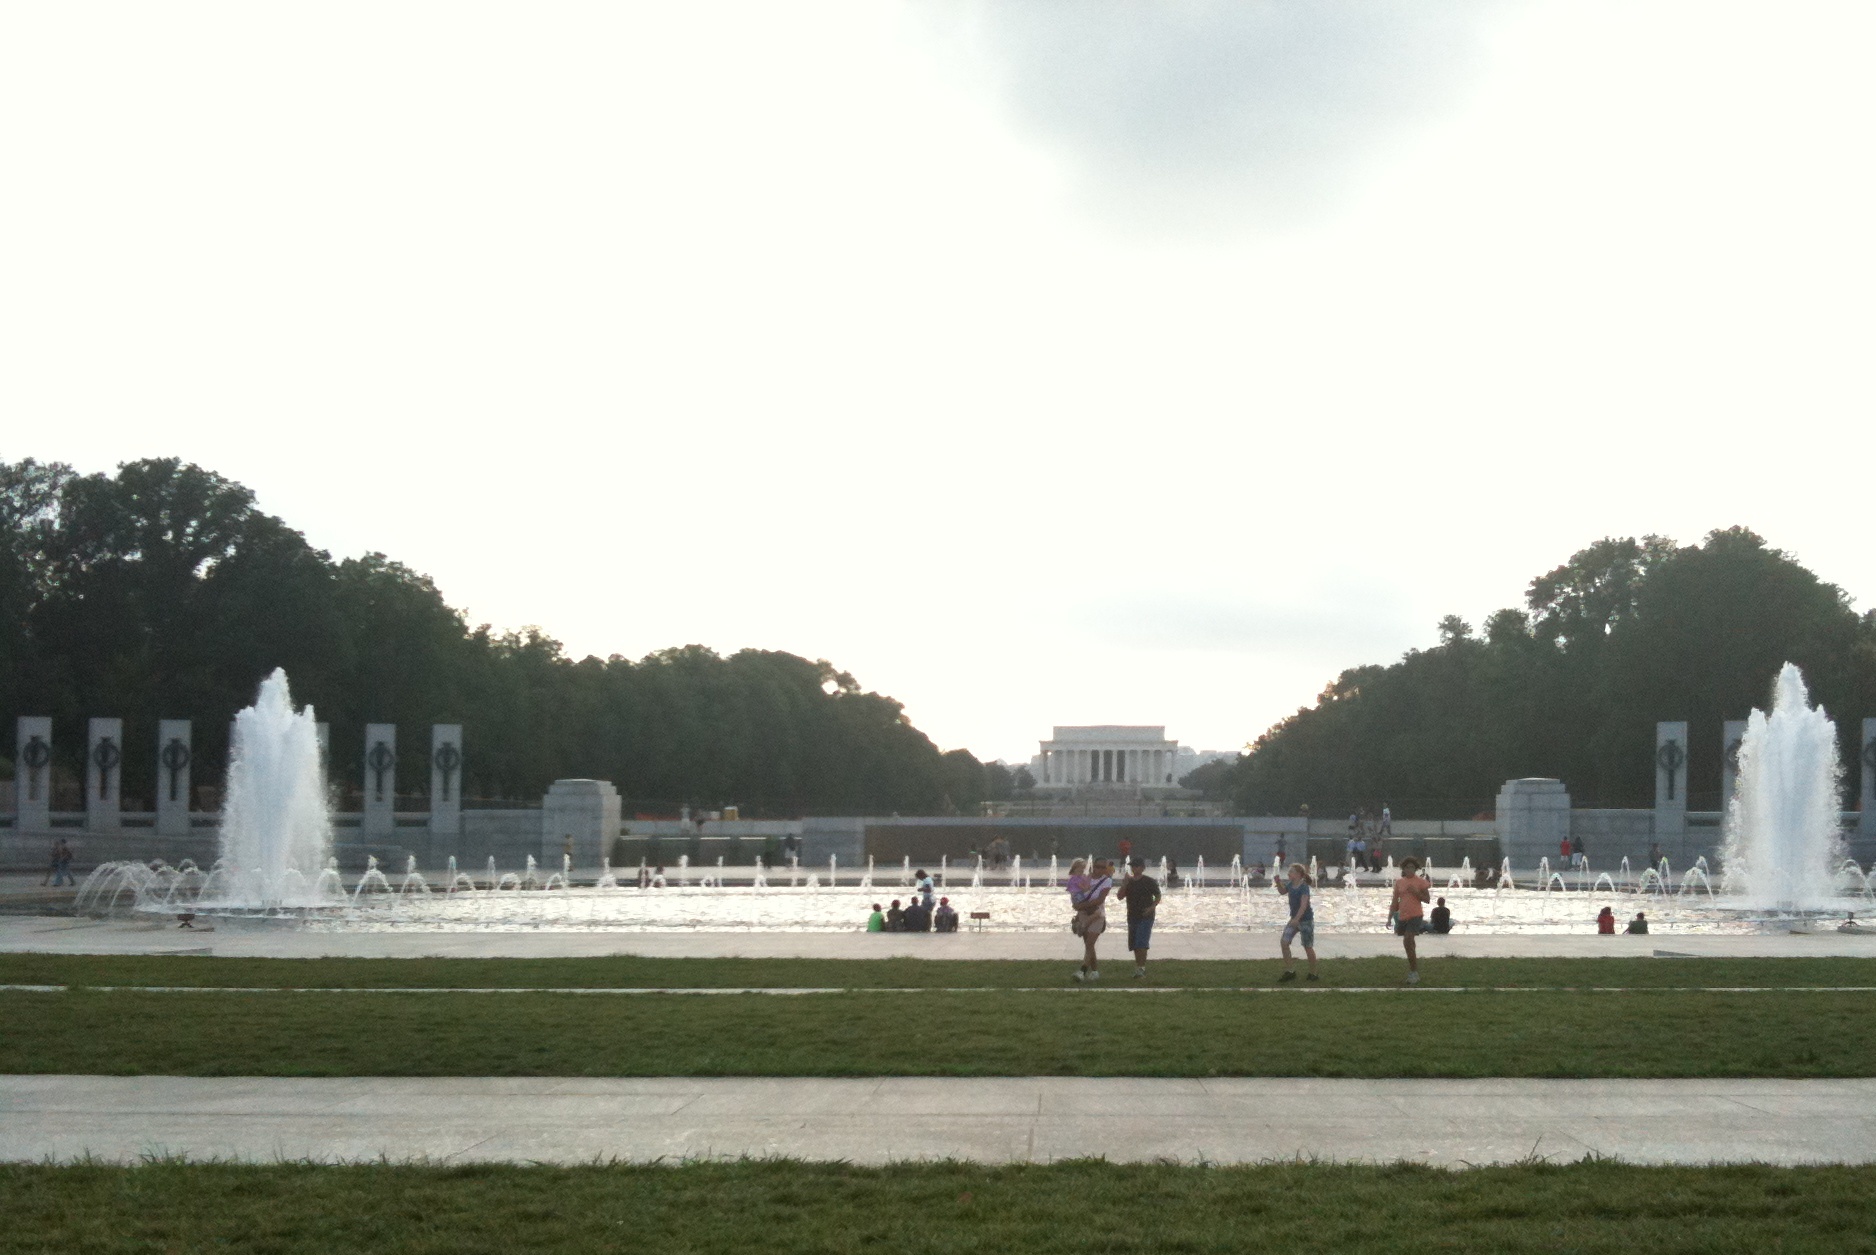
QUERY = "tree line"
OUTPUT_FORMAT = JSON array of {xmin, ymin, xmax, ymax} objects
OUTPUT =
[
  {"xmin": 0, "ymin": 458, "xmax": 1013, "ymax": 815},
  {"xmin": 1195, "ymin": 528, "xmax": 1876, "ymax": 817}
]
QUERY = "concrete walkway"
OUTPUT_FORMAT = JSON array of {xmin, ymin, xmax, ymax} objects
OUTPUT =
[
  {"xmin": 6, "ymin": 916, "xmax": 1876, "ymax": 960},
  {"xmin": 5, "ymin": 1076, "xmax": 1874, "ymax": 1166}
]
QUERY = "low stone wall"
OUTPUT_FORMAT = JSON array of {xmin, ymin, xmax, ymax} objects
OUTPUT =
[{"xmin": 855, "ymin": 817, "xmax": 1248, "ymax": 868}]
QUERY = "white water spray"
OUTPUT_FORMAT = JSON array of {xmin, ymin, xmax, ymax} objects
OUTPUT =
[
  {"xmin": 1723, "ymin": 663, "xmax": 1845, "ymax": 911},
  {"xmin": 211, "ymin": 669, "xmax": 333, "ymax": 907}
]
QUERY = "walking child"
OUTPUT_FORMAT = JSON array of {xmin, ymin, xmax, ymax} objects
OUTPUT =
[
  {"xmin": 1116, "ymin": 856, "xmax": 1161, "ymax": 980},
  {"xmin": 1277, "ymin": 862, "xmax": 1318, "ymax": 982},
  {"xmin": 1390, "ymin": 857, "xmax": 1431, "ymax": 984}
]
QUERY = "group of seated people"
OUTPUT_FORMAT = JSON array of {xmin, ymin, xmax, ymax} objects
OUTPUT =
[
  {"xmin": 869, "ymin": 896, "xmax": 958, "ymax": 932},
  {"xmin": 1596, "ymin": 907, "xmax": 1651, "ymax": 934}
]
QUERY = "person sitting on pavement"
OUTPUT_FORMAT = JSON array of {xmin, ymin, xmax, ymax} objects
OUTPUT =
[
  {"xmin": 867, "ymin": 903, "xmax": 886, "ymax": 932},
  {"xmin": 1626, "ymin": 911, "xmax": 1649, "ymax": 934},
  {"xmin": 934, "ymin": 897, "xmax": 959, "ymax": 932},
  {"xmin": 1597, "ymin": 906, "xmax": 1616, "ymax": 935},
  {"xmin": 904, "ymin": 896, "xmax": 932, "ymax": 932},
  {"xmin": 1429, "ymin": 897, "xmax": 1452, "ymax": 934},
  {"xmin": 885, "ymin": 899, "xmax": 906, "ymax": 931}
]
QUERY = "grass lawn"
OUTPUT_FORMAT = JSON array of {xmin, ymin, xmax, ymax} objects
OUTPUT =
[
  {"xmin": 4, "ymin": 951, "xmax": 1875, "ymax": 990},
  {"xmin": 5, "ymin": 1159, "xmax": 1876, "ymax": 1254},
  {"xmin": 4, "ymin": 984, "xmax": 1874, "ymax": 1078}
]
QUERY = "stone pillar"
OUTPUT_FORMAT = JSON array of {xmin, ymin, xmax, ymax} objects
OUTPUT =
[
  {"xmin": 86, "ymin": 717, "xmax": 123, "ymax": 831},
  {"xmin": 1860, "ymin": 717, "xmax": 1876, "ymax": 838},
  {"xmin": 1721, "ymin": 719, "xmax": 1746, "ymax": 815},
  {"xmin": 1496, "ymin": 777, "xmax": 1571, "ymax": 870},
  {"xmin": 362, "ymin": 723, "xmax": 397, "ymax": 837},
  {"xmin": 156, "ymin": 719, "xmax": 192, "ymax": 837},
  {"xmin": 14, "ymin": 717, "xmax": 52, "ymax": 834},
  {"xmin": 1654, "ymin": 721, "xmax": 1688, "ymax": 839},
  {"xmin": 542, "ymin": 778, "xmax": 620, "ymax": 870},
  {"xmin": 429, "ymin": 724, "xmax": 463, "ymax": 840}
]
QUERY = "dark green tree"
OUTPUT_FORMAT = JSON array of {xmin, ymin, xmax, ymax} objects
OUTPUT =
[{"xmin": 1227, "ymin": 529, "xmax": 1876, "ymax": 816}]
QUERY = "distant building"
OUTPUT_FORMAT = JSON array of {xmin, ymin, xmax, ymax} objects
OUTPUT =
[{"xmin": 1035, "ymin": 726, "xmax": 1181, "ymax": 794}]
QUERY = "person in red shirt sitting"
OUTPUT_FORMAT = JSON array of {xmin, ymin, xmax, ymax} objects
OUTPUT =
[{"xmin": 1597, "ymin": 906, "xmax": 1616, "ymax": 935}]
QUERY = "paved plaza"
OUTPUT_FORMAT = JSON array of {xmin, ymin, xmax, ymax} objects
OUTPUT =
[{"xmin": 4, "ymin": 1075, "xmax": 1873, "ymax": 1167}]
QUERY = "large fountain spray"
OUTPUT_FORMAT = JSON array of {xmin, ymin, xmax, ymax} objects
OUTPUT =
[
  {"xmin": 209, "ymin": 668, "xmax": 334, "ymax": 907},
  {"xmin": 1722, "ymin": 662, "xmax": 1845, "ymax": 912}
]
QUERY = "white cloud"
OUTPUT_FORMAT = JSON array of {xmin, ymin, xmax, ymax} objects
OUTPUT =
[{"xmin": 953, "ymin": 0, "xmax": 1503, "ymax": 228}]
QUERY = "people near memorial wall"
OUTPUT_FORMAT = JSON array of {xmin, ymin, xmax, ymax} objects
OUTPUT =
[
  {"xmin": 867, "ymin": 904, "xmax": 886, "ymax": 932},
  {"xmin": 1597, "ymin": 906, "xmax": 1616, "ymax": 934},
  {"xmin": 885, "ymin": 900, "xmax": 906, "ymax": 931},
  {"xmin": 934, "ymin": 898, "xmax": 958, "ymax": 932},
  {"xmin": 1626, "ymin": 911, "xmax": 1649, "ymax": 934},
  {"xmin": 43, "ymin": 838, "xmax": 75, "ymax": 888},
  {"xmin": 1430, "ymin": 897, "xmax": 1452, "ymax": 934}
]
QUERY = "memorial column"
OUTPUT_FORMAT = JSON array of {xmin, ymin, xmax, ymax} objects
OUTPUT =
[
  {"xmin": 363, "ymin": 723, "xmax": 397, "ymax": 838},
  {"xmin": 1654, "ymin": 721, "xmax": 1689, "ymax": 858},
  {"xmin": 156, "ymin": 719, "xmax": 192, "ymax": 837},
  {"xmin": 430, "ymin": 724, "xmax": 463, "ymax": 844},
  {"xmin": 1721, "ymin": 719, "xmax": 1746, "ymax": 816},
  {"xmin": 86, "ymin": 717, "xmax": 123, "ymax": 832},
  {"xmin": 14, "ymin": 717, "xmax": 52, "ymax": 835},
  {"xmin": 1860, "ymin": 717, "xmax": 1876, "ymax": 839}
]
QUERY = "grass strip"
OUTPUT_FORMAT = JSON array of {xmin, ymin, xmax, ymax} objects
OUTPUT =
[
  {"xmin": 5, "ymin": 987, "xmax": 1873, "ymax": 1077},
  {"xmin": 3, "ymin": 952, "xmax": 1874, "ymax": 991},
  {"xmin": 4, "ymin": 1159, "xmax": 1876, "ymax": 1255}
]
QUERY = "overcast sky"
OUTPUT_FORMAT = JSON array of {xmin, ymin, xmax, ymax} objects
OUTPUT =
[{"xmin": 5, "ymin": 1, "xmax": 1873, "ymax": 763}]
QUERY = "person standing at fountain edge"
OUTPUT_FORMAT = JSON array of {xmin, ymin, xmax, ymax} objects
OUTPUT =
[
  {"xmin": 1116, "ymin": 856, "xmax": 1161, "ymax": 980},
  {"xmin": 1390, "ymin": 858, "xmax": 1431, "ymax": 985},
  {"xmin": 43, "ymin": 838, "xmax": 75, "ymax": 888},
  {"xmin": 1277, "ymin": 863, "xmax": 1318, "ymax": 982}
]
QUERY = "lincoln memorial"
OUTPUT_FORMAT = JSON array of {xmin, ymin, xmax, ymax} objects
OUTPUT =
[{"xmin": 1036, "ymin": 725, "xmax": 1180, "ymax": 792}]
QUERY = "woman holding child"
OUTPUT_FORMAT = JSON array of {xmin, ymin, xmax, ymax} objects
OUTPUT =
[{"xmin": 1065, "ymin": 857, "xmax": 1114, "ymax": 983}]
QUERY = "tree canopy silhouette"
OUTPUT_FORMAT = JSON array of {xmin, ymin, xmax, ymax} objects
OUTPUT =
[
  {"xmin": 0, "ymin": 458, "xmax": 991, "ymax": 816},
  {"xmin": 1225, "ymin": 528, "xmax": 1876, "ymax": 817}
]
